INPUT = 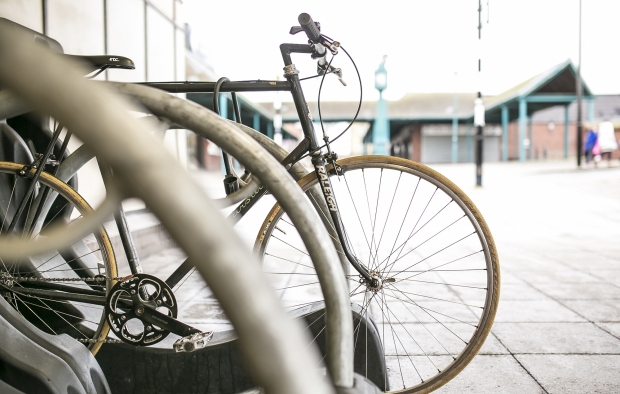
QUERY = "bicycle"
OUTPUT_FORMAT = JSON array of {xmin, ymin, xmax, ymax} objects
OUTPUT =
[
  {"xmin": 0, "ymin": 20, "xmax": 342, "ymax": 394},
  {"xmin": 1, "ymin": 13, "xmax": 500, "ymax": 393}
]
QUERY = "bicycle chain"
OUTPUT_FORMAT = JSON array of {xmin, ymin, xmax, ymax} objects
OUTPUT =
[
  {"xmin": 77, "ymin": 338, "xmax": 123, "ymax": 344},
  {"xmin": 5, "ymin": 275, "xmax": 132, "ymax": 284},
  {"xmin": 1, "ymin": 273, "xmax": 133, "ymax": 345},
  {"xmin": 4, "ymin": 273, "xmax": 212, "ymax": 350}
]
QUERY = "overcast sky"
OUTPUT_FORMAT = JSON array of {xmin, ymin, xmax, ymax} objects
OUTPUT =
[{"xmin": 185, "ymin": 0, "xmax": 620, "ymax": 103}]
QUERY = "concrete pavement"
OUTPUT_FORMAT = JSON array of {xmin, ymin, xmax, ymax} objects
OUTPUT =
[
  {"xmin": 429, "ymin": 160, "xmax": 620, "ymax": 393},
  {"xmin": 137, "ymin": 159, "xmax": 620, "ymax": 393}
]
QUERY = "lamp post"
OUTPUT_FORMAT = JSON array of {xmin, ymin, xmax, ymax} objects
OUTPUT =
[
  {"xmin": 373, "ymin": 56, "xmax": 390, "ymax": 155},
  {"xmin": 576, "ymin": 0, "xmax": 583, "ymax": 167}
]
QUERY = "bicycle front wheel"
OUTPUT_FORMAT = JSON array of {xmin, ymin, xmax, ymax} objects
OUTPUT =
[
  {"xmin": 255, "ymin": 156, "xmax": 500, "ymax": 393},
  {"xmin": 0, "ymin": 161, "xmax": 117, "ymax": 355}
]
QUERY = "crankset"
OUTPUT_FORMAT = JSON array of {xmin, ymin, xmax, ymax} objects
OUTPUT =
[{"xmin": 105, "ymin": 273, "xmax": 200, "ymax": 347}]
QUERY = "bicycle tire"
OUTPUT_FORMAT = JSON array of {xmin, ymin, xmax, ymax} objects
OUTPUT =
[
  {"xmin": 0, "ymin": 161, "xmax": 117, "ymax": 355},
  {"xmin": 255, "ymin": 156, "xmax": 500, "ymax": 393}
]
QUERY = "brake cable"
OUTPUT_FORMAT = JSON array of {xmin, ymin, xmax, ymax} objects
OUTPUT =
[{"xmin": 291, "ymin": 36, "xmax": 362, "ymax": 167}]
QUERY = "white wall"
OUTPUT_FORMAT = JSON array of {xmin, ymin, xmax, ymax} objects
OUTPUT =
[{"xmin": 0, "ymin": 0, "xmax": 187, "ymax": 210}]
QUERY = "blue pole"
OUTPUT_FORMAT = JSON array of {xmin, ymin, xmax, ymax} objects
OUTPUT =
[
  {"xmin": 253, "ymin": 113, "xmax": 260, "ymax": 132},
  {"xmin": 373, "ymin": 91, "xmax": 390, "ymax": 155},
  {"xmin": 466, "ymin": 122, "xmax": 473, "ymax": 162},
  {"xmin": 528, "ymin": 116, "xmax": 533, "ymax": 160},
  {"xmin": 588, "ymin": 98, "xmax": 595, "ymax": 123},
  {"xmin": 267, "ymin": 122, "xmax": 273, "ymax": 139},
  {"xmin": 219, "ymin": 94, "xmax": 228, "ymax": 118},
  {"xmin": 519, "ymin": 98, "xmax": 527, "ymax": 162},
  {"xmin": 451, "ymin": 94, "xmax": 459, "ymax": 163},
  {"xmin": 501, "ymin": 105, "xmax": 508, "ymax": 161},
  {"xmin": 219, "ymin": 94, "xmax": 229, "ymax": 173},
  {"xmin": 564, "ymin": 105, "xmax": 569, "ymax": 158}
]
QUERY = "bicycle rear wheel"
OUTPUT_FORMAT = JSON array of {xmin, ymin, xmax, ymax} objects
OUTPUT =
[
  {"xmin": 0, "ymin": 161, "xmax": 117, "ymax": 355},
  {"xmin": 255, "ymin": 156, "xmax": 500, "ymax": 393}
]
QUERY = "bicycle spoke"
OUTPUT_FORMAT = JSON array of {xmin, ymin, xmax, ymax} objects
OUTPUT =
[
  {"xmin": 271, "ymin": 235, "xmax": 310, "ymax": 257},
  {"xmin": 275, "ymin": 280, "xmax": 321, "ymax": 292},
  {"xmin": 388, "ymin": 231, "xmax": 476, "ymax": 278},
  {"xmin": 385, "ymin": 286, "xmax": 482, "ymax": 309},
  {"xmin": 396, "ymin": 250, "xmax": 484, "ymax": 279},
  {"xmin": 13, "ymin": 294, "xmax": 57, "ymax": 335},
  {"xmin": 0, "ymin": 180, "xmax": 17, "ymax": 232},
  {"xmin": 385, "ymin": 287, "xmax": 463, "ymax": 357},
  {"xmin": 342, "ymin": 174, "xmax": 373, "ymax": 265},
  {"xmin": 265, "ymin": 253, "xmax": 315, "ymax": 270},
  {"xmin": 380, "ymin": 198, "xmax": 454, "ymax": 275},
  {"xmin": 370, "ymin": 171, "xmax": 402, "ymax": 272}
]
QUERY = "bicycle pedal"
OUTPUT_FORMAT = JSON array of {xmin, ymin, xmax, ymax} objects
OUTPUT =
[{"xmin": 173, "ymin": 331, "xmax": 213, "ymax": 353}]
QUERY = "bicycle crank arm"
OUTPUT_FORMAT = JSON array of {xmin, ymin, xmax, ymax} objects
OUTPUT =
[{"xmin": 135, "ymin": 304, "xmax": 201, "ymax": 338}]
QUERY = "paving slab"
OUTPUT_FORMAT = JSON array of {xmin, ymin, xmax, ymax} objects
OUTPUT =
[
  {"xmin": 562, "ymin": 300, "xmax": 620, "ymax": 323},
  {"xmin": 494, "ymin": 300, "xmax": 586, "ymax": 323},
  {"xmin": 435, "ymin": 355, "xmax": 543, "ymax": 393},
  {"xmin": 597, "ymin": 323, "xmax": 620, "ymax": 339},
  {"xmin": 492, "ymin": 322, "xmax": 620, "ymax": 354},
  {"xmin": 584, "ymin": 270, "xmax": 620, "ymax": 285},
  {"xmin": 498, "ymin": 283, "xmax": 550, "ymax": 301},
  {"xmin": 515, "ymin": 355, "xmax": 620, "ymax": 393},
  {"xmin": 508, "ymin": 268, "xmax": 601, "ymax": 284},
  {"xmin": 476, "ymin": 333, "xmax": 510, "ymax": 355},
  {"xmin": 529, "ymin": 282, "xmax": 620, "ymax": 300}
]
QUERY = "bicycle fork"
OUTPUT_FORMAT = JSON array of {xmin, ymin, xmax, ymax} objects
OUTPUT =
[{"xmin": 311, "ymin": 153, "xmax": 373, "ymax": 284}]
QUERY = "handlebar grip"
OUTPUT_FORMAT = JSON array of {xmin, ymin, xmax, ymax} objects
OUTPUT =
[{"xmin": 298, "ymin": 13, "xmax": 321, "ymax": 43}]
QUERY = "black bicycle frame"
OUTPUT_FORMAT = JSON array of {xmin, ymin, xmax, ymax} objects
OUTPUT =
[
  {"xmin": 8, "ymin": 43, "xmax": 374, "ymax": 309},
  {"xmin": 143, "ymin": 43, "xmax": 373, "ymax": 283}
]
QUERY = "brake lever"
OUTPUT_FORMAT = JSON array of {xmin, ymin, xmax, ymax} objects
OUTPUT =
[
  {"xmin": 289, "ymin": 26, "xmax": 304, "ymax": 35},
  {"xmin": 290, "ymin": 21, "xmax": 321, "ymax": 37},
  {"xmin": 317, "ymin": 61, "xmax": 347, "ymax": 86}
]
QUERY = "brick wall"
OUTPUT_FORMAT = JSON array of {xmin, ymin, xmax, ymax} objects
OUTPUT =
[{"xmin": 504, "ymin": 122, "xmax": 620, "ymax": 160}]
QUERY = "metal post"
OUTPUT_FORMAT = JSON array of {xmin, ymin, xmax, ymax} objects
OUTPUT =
[
  {"xmin": 519, "ymin": 98, "xmax": 527, "ymax": 162},
  {"xmin": 474, "ymin": 0, "xmax": 484, "ymax": 186},
  {"xmin": 475, "ymin": 104, "xmax": 483, "ymax": 186},
  {"xmin": 576, "ymin": 0, "xmax": 583, "ymax": 167},
  {"xmin": 501, "ymin": 105, "xmax": 508, "ymax": 161}
]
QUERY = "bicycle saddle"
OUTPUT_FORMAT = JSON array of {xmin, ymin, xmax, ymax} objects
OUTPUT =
[
  {"xmin": 0, "ymin": 18, "xmax": 134, "ymax": 72},
  {"xmin": 64, "ymin": 54, "xmax": 135, "ymax": 72}
]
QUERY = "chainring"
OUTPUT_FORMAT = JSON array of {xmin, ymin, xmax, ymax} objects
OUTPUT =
[{"xmin": 105, "ymin": 273, "xmax": 177, "ymax": 346}]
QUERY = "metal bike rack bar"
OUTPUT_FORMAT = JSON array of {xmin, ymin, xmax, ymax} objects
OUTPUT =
[
  {"xmin": 0, "ymin": 23, "xmax": 335, "ymax": 394},
  {"xmin": 113, "ymin": 82, "xmax": 354, "ymax": 388}
]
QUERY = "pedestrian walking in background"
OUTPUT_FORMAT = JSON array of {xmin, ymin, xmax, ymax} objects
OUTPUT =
[
  {"xmin": 598, "ymin": 120, "xmax": 618, "ymax": 167},
  {"xmin": 584, "ymin": 128, "xmax": 598, "ymax": 167}
]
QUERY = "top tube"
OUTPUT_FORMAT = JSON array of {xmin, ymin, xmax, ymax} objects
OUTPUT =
[{"xmin": 140, "ymin": 80, "xmax": 291, "ymax": 94}]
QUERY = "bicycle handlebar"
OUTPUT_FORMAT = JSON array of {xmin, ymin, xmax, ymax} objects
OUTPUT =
[{"xmin": 298, "ymin": 13, "xmax": 321, "ymax": 43}]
